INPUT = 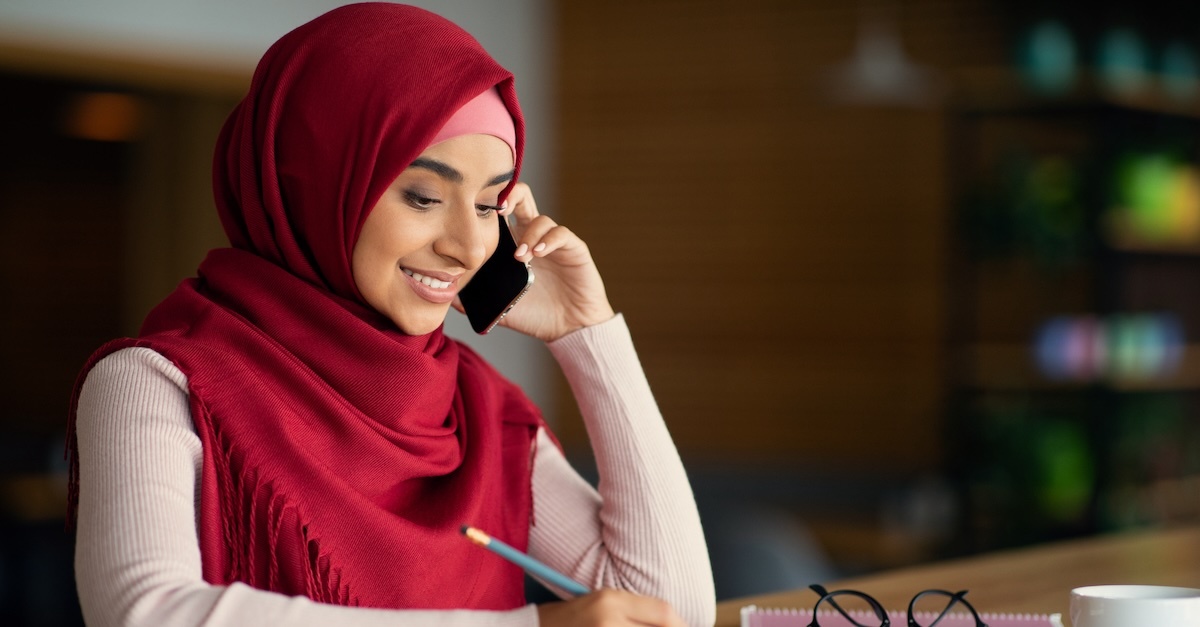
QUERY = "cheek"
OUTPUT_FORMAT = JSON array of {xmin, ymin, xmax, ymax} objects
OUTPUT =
[
  {"xmin": 349, "ymin": 238, "xmax": 380, "ymax": 301},
  {"xmin": 350, "ymin": 215, "xmax": 395, "ymax": 297}
]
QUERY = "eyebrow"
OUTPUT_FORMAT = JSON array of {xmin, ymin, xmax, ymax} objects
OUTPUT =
[{"xmin": 408, "ymin": 157, "xmax": 514, "ymax": 187}]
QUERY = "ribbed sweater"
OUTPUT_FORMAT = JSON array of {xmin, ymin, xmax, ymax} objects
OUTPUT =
[{"xmin": 72, "ymin": 315, "xmax": 715, "ymax": 627}]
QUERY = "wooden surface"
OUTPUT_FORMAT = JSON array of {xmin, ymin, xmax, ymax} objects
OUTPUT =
[{"xmin": 715, "ymin": 525, "xmax": 1200, "ymax": 626}]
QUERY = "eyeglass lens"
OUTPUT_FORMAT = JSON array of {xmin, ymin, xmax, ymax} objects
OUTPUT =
[
  {"xmin": 907, "ymin": 590, "xmax": 987, "ymax": 627},
  {"xmin": 810, "ymin": 587, "xmax": 888, "ymax": 627}
]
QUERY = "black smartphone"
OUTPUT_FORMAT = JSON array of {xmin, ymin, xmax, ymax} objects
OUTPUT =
[{"xmin": 459, "ymin": 217, "xmax": 535, "ymax": 334}]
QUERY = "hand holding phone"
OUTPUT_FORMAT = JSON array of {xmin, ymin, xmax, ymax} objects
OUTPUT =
[
  {"xmin": 458, "ymin": 217, "xmax": 534, "ymax": 334},
  {"xmin": 461, "ymin": 183, "xmax": 614, "ymax": 341}
]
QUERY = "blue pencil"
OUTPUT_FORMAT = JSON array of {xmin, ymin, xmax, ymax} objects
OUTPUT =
[{"xmin": 461, "ymin": 525, "xmax": 591, "ymax": 596}]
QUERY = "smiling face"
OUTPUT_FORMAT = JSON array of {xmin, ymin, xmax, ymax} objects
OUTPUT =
[{"xmin": 352, "ymin": 133, "xmax": 515, "ymax": 335}]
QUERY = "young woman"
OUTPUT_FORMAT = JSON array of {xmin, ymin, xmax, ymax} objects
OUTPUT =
[{"xmin": 67, "ymin": 3, "xmax": 714, "ymax": 626}]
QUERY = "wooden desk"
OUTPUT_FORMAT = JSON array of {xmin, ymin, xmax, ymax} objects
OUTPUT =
[{"xmin": 715, "ymin": 525, "xmax": 1200, "ymax": 627}]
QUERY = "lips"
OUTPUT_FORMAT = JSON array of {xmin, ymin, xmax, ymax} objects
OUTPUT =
[
  {"xmin": 401, "ymin": 267, "xmax": 459, "ymax": 304},
  {"xmin": 403, "ymin": 268, "xmax": 452, "ymax": 289}
]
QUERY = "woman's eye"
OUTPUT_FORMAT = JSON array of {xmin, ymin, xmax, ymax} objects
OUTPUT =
[
  {"xmin": 475, "ymin": 203, "xmax": 501, "ymax": 217},
  {"xmin": 403, "ymin": 190, "xmax": 439, "ymax": 210}
]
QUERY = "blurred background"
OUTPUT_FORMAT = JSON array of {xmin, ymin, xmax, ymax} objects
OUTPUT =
[{"xmin": 3, "ymin": 0, "xmax": 1200, "ymax": 624}]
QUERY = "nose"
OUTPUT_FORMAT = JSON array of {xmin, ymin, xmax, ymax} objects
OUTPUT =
[{"xmin": 433, "ymin": 202, "xmax": 489, "ymax": 270}]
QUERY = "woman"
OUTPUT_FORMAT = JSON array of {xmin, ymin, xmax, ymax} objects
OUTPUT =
[{"xmin": 67, "ymin": 3, "xmax": 714, "ymax": 626}]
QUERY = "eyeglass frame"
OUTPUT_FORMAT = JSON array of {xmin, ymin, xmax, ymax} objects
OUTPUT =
[{"xmin": 806, "ymin": 583, "xmax": 990, "ymax": 627}]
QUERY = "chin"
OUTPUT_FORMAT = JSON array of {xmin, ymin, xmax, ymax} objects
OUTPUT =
[{"xmin": 392, "ymin": 314, "xmax": 447, "ymax": 336}]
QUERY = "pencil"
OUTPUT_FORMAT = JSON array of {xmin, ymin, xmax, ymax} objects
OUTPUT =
[{"xmin": 461, "ymin": 525, "xmax": 591, "ymax": 596}]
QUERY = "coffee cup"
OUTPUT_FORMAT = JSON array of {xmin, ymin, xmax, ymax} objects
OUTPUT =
[{"xmin": 1070, "ymin": 585, "xmax": 1200, "ymax": 627}]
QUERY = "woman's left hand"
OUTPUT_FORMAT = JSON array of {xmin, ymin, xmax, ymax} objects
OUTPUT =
[{"xmin": 458, "ymin": 182, "xmax": 614, "ymax": 342}]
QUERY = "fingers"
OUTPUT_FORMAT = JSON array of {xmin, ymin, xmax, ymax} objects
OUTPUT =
[
  {"xmin": 503, "ymin": 183, "xmax": 585, "ymax": 263},
  {"xmin": 513, "ymin": 218, "xmax": 580, "ymax": 263},
  {"xmin": 537, "ymin": 589, "xmax": 685, "ymax": 627},
  {"xmin": 506, "ymin": 182, "xmax": 539, "ymax": 227},
  {"xmin": 600, "ymin": 591, "xmax": 684, "ymax": 627}
]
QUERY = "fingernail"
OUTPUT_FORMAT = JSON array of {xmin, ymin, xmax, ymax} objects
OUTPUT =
[
  {"xmin": 515, "ymin": 243, "xmax": 528, "ymax": 256},
  {"xmin": 533, "ymin": 243, "xmax": 547, "ymax": 253}
]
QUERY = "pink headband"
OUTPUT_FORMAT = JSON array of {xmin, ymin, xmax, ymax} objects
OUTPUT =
[{"xmin": 429, "ymin": 87, "xmax": 516, "ymax": 156}]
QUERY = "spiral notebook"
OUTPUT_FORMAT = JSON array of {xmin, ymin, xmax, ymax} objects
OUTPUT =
[{"xmin": 741, "ymin": 605, "xmax": 1063, "ymax": 627}]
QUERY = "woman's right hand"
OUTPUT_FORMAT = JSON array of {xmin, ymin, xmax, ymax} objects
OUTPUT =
[{"xmin": 536, "ymin": 589, "xmax": 687, "ymax": 627}]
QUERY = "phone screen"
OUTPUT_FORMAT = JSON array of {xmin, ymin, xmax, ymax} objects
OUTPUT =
[{"xmin": 458, "ymin": 217, "xmax": 534, "ymax": 334}]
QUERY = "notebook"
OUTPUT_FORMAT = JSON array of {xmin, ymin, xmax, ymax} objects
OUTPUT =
[{"xmin": 741, "ymin": 604, "xmax": 1064, "ymax": 627}]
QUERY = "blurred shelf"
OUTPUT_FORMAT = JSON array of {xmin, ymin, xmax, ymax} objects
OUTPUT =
[
  {"xmin": 1105, "ymin": 233, "xmax": 1200, "ymax": 257},
  {"xmin": 958, "ymin": 342, "xmax": 1200, "ymax": 392},
  {"xmin": 948, "ymin": 62, "xmax": 1200, "ymax": 551},
  {"xmin": 952, "ymin": 67, "xmax": 1200, "ymax": 120}
]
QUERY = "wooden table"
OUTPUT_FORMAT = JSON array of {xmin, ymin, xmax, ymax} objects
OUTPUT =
[{"xmin": 715, "ymin": 525, "xmax": 1200, "ymax": 627}]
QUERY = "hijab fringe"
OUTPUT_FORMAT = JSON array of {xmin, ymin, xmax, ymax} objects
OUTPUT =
[{"xmin": 212, "ymin": 422, "xmax": 355, "ymax": 605}]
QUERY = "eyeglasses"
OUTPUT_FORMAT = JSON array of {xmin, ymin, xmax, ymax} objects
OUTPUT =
[{"xmin": 807, "ymin": 584, "xmax": 989, "ymax": 627}]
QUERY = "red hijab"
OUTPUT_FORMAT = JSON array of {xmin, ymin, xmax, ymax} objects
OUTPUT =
[{"xmin": 67, "ymin": 2, "xmax": 543, "ymax": 610}]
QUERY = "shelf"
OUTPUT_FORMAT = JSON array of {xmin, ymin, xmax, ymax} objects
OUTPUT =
[
  {"xmin": 1105, "ymin": 234, "xmax": 1200, "ymax": 257},
  {"xmin": 951, "ymin": 67, "xmax": 1200, "ymax": 121},
  {"xmin": 948, "ymin": 62, "xmax": 1200, "ymax": 549},
  {"xmin": 959, "ymin": 342, "xmax": 1200, "ymax": 392}
]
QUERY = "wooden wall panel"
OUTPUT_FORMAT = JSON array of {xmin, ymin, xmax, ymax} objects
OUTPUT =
[{"xmin": 553, "ymin": 0, "xmax": 1009, "ymax": 471}]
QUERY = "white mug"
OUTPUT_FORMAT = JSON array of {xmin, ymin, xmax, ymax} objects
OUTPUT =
[{"xmin": 1070, "ymin": 585, "xmax": 1200, "ymax": 627}]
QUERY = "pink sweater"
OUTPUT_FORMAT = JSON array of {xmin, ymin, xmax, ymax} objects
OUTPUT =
[{"xmin": 73, "ymin": 315, "xmax": 715, "ymax": 627}]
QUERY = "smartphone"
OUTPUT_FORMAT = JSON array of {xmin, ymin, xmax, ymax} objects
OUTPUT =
[{"xmin": 459, "ymin": 217, "xmax": 535, "ymax": 334}]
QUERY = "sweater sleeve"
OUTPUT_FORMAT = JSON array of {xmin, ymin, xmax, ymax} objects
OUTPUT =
[
  {"xmin": 74, "ymin": 346, "xmax": 538, "ymax": 627},
  {"xmin": 528, "ymin": 314, "xmax": 716, "ymax": 627}
]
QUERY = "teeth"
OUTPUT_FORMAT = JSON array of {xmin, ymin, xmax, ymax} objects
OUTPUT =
[{"xmin": 403, "ymin": 269, "xmax": 451, "ymax": 289}]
